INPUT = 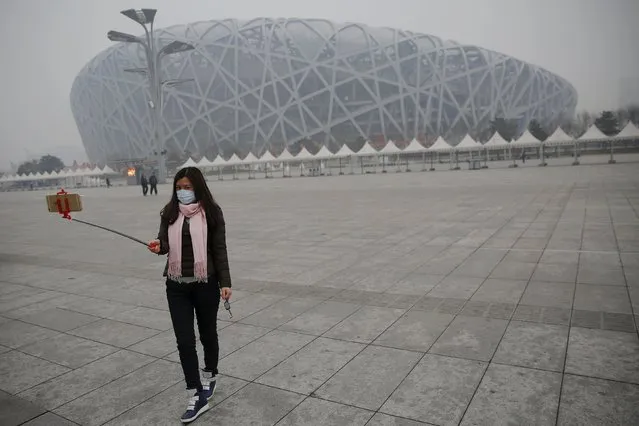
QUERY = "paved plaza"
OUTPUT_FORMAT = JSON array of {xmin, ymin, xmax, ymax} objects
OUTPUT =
[{"xmin": 1, "ymin": 155, "xmax": 639, "ymax": 425}]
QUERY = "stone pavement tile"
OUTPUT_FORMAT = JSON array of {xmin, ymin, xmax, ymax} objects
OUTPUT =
[
  {"xmin": 104, "ymin": 375, "xmax": 248, "ymax": 426},
  {"xmin": 430, "ymin": 316, "xmax": 508, "ymax": 361},
  {"xmin": 279, "ymin": 301, "xmax": 360, "ymax": 335},
  {"xmin": 482, "ymin": 237, "xmax": 515, "ymax": 249},
  {"xmin": 532, "ymin": 263, "xmax": 578, "ymax": 283},
  {"xmin": 278, "ymin": 397, "xmax": 373, "ymax": 425},
  {"xmin": 108, "ymin": 306, "xmax": 173, "ymax": 331},
  {"xmin": 374, "ymin": 311, "xmax": 454, "ymax": 352},
  {"xmin": 450, "ymin": 250, "xmax": 505, "ymax": 278},
  {"xmin": 577, "ymin": 267, "xmax": 626, "ymax": 286},
  {"xmin": 69, "ymin": 318, "xmax": 160, "ymax": 347},
  {"xmin": 205, "ymin": 382, "xmax": 304, "ymax": 426},
  {"xmin": 18, "ymin": 308, "xmax": 99, "ymax": 332},
  {"xmin": 620, "ymin": 253, "xmax": 639, "ymax": 269},
  {"xmin": 493, "ymin": 321, "xmax": 568, "ymax": 371},
  {"xmin": 54, "ymin": 359, "xmax": 181, "ymax": 426},
  {"xmin": 539, "ymin": 251, "xmax": 579, "ymax": 265},
  {"xmin": 617, "ymin": 239, "xmax": 639, "ymax": 252},
  {"xmin": 61, "ymin": 297, "xmax": 137, "ymax": 318},
  {"xmin": 565, "ymin": 327, "xmax": 639, "ymax": 384},
  {"xmin": 349, "ymin": 269, "xmax": 411, "ymax": 293},
  {"xmin": 459, "ymin": 301, "xmax": 516, "ymax": 320},
  {"xmin": 557, "ymin": 375, "xmax": 639, "ymax": 426},
  {"xmin": 513, "ymin": 304, "xmax": 571, "ymax": 326},
  {"xmin": 257, "ymin": 337, "xmax": 363, "ymax": 394},
  {"xmin": 571, "ymin": 310, "xmax": 636, "ymax": 332},
  {"xmin": 127, "ymin": 330, "xmax": 177, "ymax": 358},
  {"xmin": 460, "ymin": 364, "xmax": 561, "ymax": 426},
  {"xmin": 412, "ymin": 297, "xmax": 466, "ymax": 314},
  {"xmin": 626, "ymin": 268, "xmax": 639, "ymax": 287},
  {"xmin": 0, "ymin": 350, "xmax": 70, "ymax": 394},
  {"xmin": 513, "ymin": 238, "xmax": 548, "ymax": 250},
  {"xmin": 386, "ymin": 274, "xmax": 443, "ymax": 295},
  {"xmin": 470, "ymin": 278, "xmax": 527, "ymax": 304},
  {"xmin": 220, "ymin": 330, "xmax": 314, "ymax": 380},
  {"xmin": 428, "ymin": 276, "xmax": 484, "ymax": 299},
  {"xmin": 0, "ymin": 320, "xmax": 60, "ymax": 349},
  {"xmin": 19, "ymin": 350, "xmax": 154, "ymax": 410},
  {"xmin": 367, "ymin": 413, "xmax": 427, "ymax": 426},
  {"xmin": 489, "ymin": 261, "xmax": 537, "ymax": 281},
  {"xmin": 519, "ymin": 281, "xmax": 575, "ymax": 309},
  {"xmin": 0, "ymin": 289, "xmax": 66, "ymax": 313},
  {"xmin": 216, "ymin": 293, "xmax": 285, "ymax": 322},
  {"xmin": 0, "ymin": 390, "xmax": 46, "ymax": 426},
  {"xmin": 239, "ymin": 297, "xmax": 320, "ymax": 328},
  {"xmin": 20, "ymin": 333, "xmax": 118, "ymax": 368},
  {"xmin": 381, "ymin": 354, "xmax": 485, "ymax": 426},
  {"xmin": 573, "ymin": 284, "xmax": 632, "ymax": 314},
  {"xmin": 2, "ymin": 294, "xmax": 87, "ymax": 319},
  {"xmin": 503, "ymin": 249, "xmax": 543, "ymax": 263},
  {"xmin": 21, "ymin": 412, "xmax": 77, "ymax": 426},
  {"xmin": 315, "ymin": 345, "xmax": 421, "ymax": 410},
  {"xmin": 324, "ymin": 306, "xmax": 405, "ymax": 343},
  {"xmin": 218, "ymin": 323, "xmax": 271, "ymax": 358},
  {"xmin": 579, "ymin": 251, "xmax": 621, "ymax": 268},
  {"xmin": 0, "ymin": 344, "xmax": 10, "ymax": 354}
]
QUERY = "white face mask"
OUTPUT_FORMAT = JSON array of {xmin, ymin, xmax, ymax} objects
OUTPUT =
[{"xmin": 176, "ymin": 189, "xmax": 196, "ymax": 204}]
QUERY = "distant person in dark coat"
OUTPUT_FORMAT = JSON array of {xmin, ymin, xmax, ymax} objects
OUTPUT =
[
  {"xmin": 141, "ymin": 174, "xmax": 148, "ymax": 196},
  {"xmin": 149, "ymin": 173, "xmax": 158, "ymax": 195}
]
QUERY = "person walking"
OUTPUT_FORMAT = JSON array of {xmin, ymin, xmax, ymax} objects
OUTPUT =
[
  {"xmin": 149, "ymin": 173, "xmax": 158, "ymax": 195},
  {"xmin": 140, "ymin": 174, "xmax": 148, "ymax": 196},
  {"xmin": 147, "ymin": 166, "xmax": 232, "ymax": 424}
]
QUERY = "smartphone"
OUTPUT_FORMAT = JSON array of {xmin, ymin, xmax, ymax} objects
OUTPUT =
[{"xmin": 46, "ymin": 193, "xmax": 83, "ymax": 213}]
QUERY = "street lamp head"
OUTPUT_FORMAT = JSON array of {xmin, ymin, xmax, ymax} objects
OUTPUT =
[
  {"xmin": 121, "ymin": 8, "xmax": 157, "ymax": 25},
  {"xmin": 107, "ymin": 30, "xmax": 142, "ymax": 44},
  {"xmin": 159, "ymin": 40, "xmax": 195, "ymax": 56}
]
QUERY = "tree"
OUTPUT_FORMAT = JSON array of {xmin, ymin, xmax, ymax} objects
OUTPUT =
[
  {"xmin": 17, "ymin": 160, "xmax": 39, "ymax": 175},
  {"xmin": 38, "ymin": 154, "xmax": 65, "ymax": 173},
  {"xmin": 626, "ymin": 104, "xmax": 639, "ymax": 126},
  {"xmin": 562, "ymin": 111, "xmax": 594, "ymax": 138},
  {"xmin": 595, "ymin": 110, "xmax": 620, "ymax": 136},
  {"xmin": 490, "ymin": 118, "xmax": 519, "ymax": 141},
  {"xmin": 528, "ymin": 119, "xmax": 549, "ymax": 141}
]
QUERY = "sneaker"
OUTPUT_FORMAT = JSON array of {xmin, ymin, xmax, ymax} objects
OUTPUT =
[
  {"xmin": 181, "ymin": 394, "xmax": 209, "ymax": 424},
  {"xmin": 201, "ymin": 376, "xmax": 217, "ymax": 401}
]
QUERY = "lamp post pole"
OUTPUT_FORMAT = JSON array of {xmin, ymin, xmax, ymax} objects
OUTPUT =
[{"xmin": 108, "ymin": 9, "xmax": 194, "ymax": 183}]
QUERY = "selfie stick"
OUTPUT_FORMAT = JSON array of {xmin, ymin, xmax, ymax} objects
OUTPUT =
[{"xmin": 49, "ymin": 189, "xmax": 148, "ymax": 247}]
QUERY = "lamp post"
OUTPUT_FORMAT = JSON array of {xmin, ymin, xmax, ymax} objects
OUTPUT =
[{"xmin": 108, "ymin": 9, "xmax": 195, "ymax": 183}]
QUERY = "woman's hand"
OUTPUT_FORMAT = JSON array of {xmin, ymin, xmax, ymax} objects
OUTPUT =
[
  {"xmin": 221, "ymin": 287, "xmax": 232, "ymax": 301},
  {"xmin": 147, "ymin": 239, "xmax": 160, "ymax": 254}
]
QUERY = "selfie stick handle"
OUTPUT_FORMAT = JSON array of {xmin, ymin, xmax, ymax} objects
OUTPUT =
[{"xmin": 70, "ymin": 218, "xmax": 148, "ymax": 246}]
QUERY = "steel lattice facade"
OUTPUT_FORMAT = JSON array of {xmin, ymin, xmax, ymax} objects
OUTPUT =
[{"xmin": 70, "ymin": 18, "xmax": 577, "ymax": 163}]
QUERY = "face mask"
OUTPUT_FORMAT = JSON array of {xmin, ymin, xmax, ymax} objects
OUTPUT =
[{"xmin": 176, "ymin": 189, "xmax": 196, "ymax": 205}]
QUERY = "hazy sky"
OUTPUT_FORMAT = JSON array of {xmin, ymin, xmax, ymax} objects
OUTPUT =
[{"xmin": 1, "ymin": 0, "xmax": 638, "ymax": 169}]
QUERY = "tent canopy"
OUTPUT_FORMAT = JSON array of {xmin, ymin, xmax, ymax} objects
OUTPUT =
[
  {"xmin": 258, "ymin": 151, "xmax": 277, "ymax": 163},
  {"xmin": 578, "ymin": 125, "xmax": 610, "ymax": 142},
  {"xmin": 455, "ymin": 135, "xmax": 481, "ymax": 149},
  {"xmin": 354, "ymin": 141, "xmax": 378, "ymax": 156},
  {"xmin": 428, "ymin": 137, "xmax": 453, "ymax": 152},
  {"xmin": 276, "ymin": 148, "xmax": 295, "ymax": 161},
  {"xmin": 379, "ymin": 140, "xmax": 401, "ymax": 154},
  {"xmin": 545, "ymin": 127, "xmax": 573, "ymax": 145},
  {"xmin": 179, "ymin": 157, "xmax": 198, "ymax": 169},
  {"xmin": 614, "ymin": 122, "xmax": 639, "ymax": 140},
  {"xmin": 242, "ymin": 152, "xmax": 259, "ymax": 164},
  {"xmin": 314, "ymin": 146, "xmax": 334, "ymax": 160},
  {"xmin": 512, "ymin": 130, "xmax": 541, "ymax": 147},
  {"xmin": 402, "ymin": 138, "xmax": 427, "ymax": 153},
  {"xmin": 334, "ymin": 144, "xmax": 355, "ymax": 158},
  {"xmin": 484, "ymin": 131, "xmax": 509, "ymax": 148}
]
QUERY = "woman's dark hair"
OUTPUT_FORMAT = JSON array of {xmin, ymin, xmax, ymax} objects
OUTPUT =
[{"xmin": 160, "ymin": 167, "xmax": 222, "ymax": 225}]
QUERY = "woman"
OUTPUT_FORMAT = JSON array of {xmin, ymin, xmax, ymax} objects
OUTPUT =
[{"xmin": 148, "ymin": 167, "xmax": 232, "ymax": 424}]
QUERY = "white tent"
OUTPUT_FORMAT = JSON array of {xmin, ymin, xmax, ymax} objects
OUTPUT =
[
  {"xmin": 258, "ymin": 151, "xmax": 277, "ymax": 163},
  {"xmin": 379, "ymin": 140, "xmax": 402, "ymax": 155},
  {"xmin": 455, "ymin": 135, "xmax": 482, "ymax": 150},
  {"xmin": 314, "ymin": 146, "xmax": 334, "ymax": 160},
  {"xmin": 578, "ymin": 125, "xmax": 609, "ymax": 142},
  {"xmin": 334, "ymin": 144, "xmax": 355, "ymax": 158},
  {"xmin": 428, "ymin": 137, "xmax": 453, "ymax": 152},
  {"xmin": 276, "ymin": 148, "xmax": 295, "ymax": 161},
  {"xmin": 212, "ymin": 155, "xmax": 227, "ymax": 167},
  {"xmin": 545, "ymin": 128, "xmax": 573, "ymax": 146},
  {"xmin": 484, "ymin": 131, "xmax": 509, "ymax": 149},
  {"xmin": 402, "ymin": 138, "xmax": 427, "ymax": 153},
  {"xmin": 614, "ymin": 122, "xmax": 639, "ymax": 140},
  {"xmin": 225, "ymin": 154, "xmax": 242, "ymax": 167},
  {"xmin": 101, "ymin": 165, "xmax": 117, "ymax": 175},
  {"xmin": 354, "ymin": 141, "xmax": 378, "ymax": 156},
  {"xmin": 512, "ymin": 131, "xmax": 541, "ymax": 147},
  {"xmin": 242, "ymin": 152, "xmax": 259, "ymax": 164},
  {"xmin": 179, "ymin": 157, "xmax": 198, "ymax": 169},
  {"xmin": 196, "ymin": 156, "xmax": 215, "ymax": 168},
  {"xmin": 295, "ymin": 147, "xmax": 314, "ymax": 160}
]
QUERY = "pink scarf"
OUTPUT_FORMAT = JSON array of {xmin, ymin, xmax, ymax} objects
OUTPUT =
[{"xmin": 167, "ymin": 202, "xmax": 208, "ymax": 282}]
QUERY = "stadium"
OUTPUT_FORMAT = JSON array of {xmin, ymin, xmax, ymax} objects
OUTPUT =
[{"xmin": 70, "ymin": 18, "xmax": 577, "ymax": 164}]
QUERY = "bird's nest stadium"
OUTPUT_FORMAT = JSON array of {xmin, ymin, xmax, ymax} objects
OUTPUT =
[{"xmin": 70, "ymin": 18, "xmax": 577, "ymax": 163}]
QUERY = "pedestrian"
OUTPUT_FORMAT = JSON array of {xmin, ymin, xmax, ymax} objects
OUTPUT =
[
  {"xmin": 147, "ymin": 166, "xmax": 232, "ymax": 424},
  {"xmin": 149, "ymin": 173, "xmax": 158, "ymax": 195},
  {"xmin": 106, "ymin": 177, "xmax": 111, "ymax": 188},
  {"xmin": 140, "ymin": 174, "xmax": 148, "ymax": 196}
]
